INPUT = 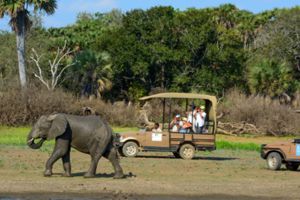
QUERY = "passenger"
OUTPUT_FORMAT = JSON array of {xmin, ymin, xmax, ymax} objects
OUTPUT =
[
  {"xmin": 187, "ymin": 104, "xmax": 196, "ymax": 124},
  {"xmin": 193, "ymin": 105, "xmax": 206, "ymax": 134},
  {"xmin": 179, "ymin": 117, "xmax": 192, "ymax": 133},
  {"xmin": 170, "ymin": 114, "xmax": 183, "ymax": 132},
  {"xmin": 152, "ymin": 122, "xmax": 162, "ymax": 133}
]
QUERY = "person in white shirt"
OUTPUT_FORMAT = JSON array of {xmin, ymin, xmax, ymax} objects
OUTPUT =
[
  {"xmin": 152, "ymin": 122, "xmax": 162, "ymax": 133},
  {"xmin": 193, "ymin": 105, "xmax": 206, "ymax": 133},
  {"xmin": 170, "ymin": 114, "xmax": 183, "ymax": 132}
]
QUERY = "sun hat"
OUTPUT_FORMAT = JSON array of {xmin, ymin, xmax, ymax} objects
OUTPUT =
[
  {"xmin": 175, "ymin": 114, "xmax": 181, "ymax": 118},
  {"xmin": 200, "ymin": 105, "xmax": 205, "ymax": 110},
  {"xmin": 182, "ymin": 117, "xmax": 187, "ymax": 121}
]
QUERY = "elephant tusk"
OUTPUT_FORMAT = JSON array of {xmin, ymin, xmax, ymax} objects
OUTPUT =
[{"xmin": 27, "ymin": 138, "xmax": 34, "ymax": 144}]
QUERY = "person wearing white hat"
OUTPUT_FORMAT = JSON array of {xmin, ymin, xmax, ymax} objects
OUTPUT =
[
  {"xmin": 193, "ymin": 105, "xmax": 206, "ymax": 133},
  {"xmin": 170, "ymin": 114, "xmax": 183, "ymax": 132}
]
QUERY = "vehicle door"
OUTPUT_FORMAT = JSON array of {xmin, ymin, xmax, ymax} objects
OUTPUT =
[{"xmin": 144, "ymin": 130, "xmax": 170, "ymax": 148}]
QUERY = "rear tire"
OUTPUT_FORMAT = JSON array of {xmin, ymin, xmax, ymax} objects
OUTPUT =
[
  {"xmin": 266, "ymin": 152, "xmax": 282, "ymax": 170},
  {"xmin": 179, "ymin": 144, "xmax": 195, "ymax": 160},
  {"xmin": 122, "ymin": 141, "xmax": 138, "ymax": 157},
  {"xmin": 286, "ymin": 162, "xmax": 299, "ymax": 171}
]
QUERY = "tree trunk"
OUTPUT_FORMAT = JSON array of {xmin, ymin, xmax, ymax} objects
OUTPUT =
[
  {"xmin": 161, "ymin": 64, "xmax": 165, "ymax": 89},
  {"xmin": 16, "ymin": 12, "xmax": 27, "ymax": 89}
]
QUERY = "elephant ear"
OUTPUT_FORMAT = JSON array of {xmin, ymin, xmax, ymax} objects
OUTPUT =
[{"xmin": 47, "ymin": 114, "xmax": 67, "ymax": 140}]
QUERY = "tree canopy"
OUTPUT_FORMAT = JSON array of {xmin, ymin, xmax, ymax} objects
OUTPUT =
[{"xmin": 0, "ymin": 4, "xmax": 299, "ymax": 101}]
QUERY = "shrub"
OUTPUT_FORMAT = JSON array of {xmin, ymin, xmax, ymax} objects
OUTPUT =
[
  {"xmin": 0, "ymin": 86, "xmax": 75, "ymax": 125},
  {"xmin": 69, "ymin": 99, "xmax": 138, "ymax": 127},
  {"xmin": 0, "ymin": 86, "xmax": 138, "ymax": 127},
  {"xmin": 219, "ymin": 89, "xmax": 300, "ymax": 136}
]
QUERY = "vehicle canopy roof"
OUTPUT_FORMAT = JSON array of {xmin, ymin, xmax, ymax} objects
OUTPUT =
[
  {"xmin": 139, "ymin": 92, "xmax": 217, "ymax": 121},
  {"xmin": 139, "ymin": 92, "xmax": 216, "ymax": 103}
]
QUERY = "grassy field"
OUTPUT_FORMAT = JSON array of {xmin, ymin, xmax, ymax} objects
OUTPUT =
[
  {"xmin": 0, "ymin": 126, "xmax": 299, "ymax": 199},
  {"xmin": 0, "ymin": 126, "xmax": 295, "ymax": 152},
  {"xmin": 0, "ymin": 145, "xmax": 299, "ymax": 199}
]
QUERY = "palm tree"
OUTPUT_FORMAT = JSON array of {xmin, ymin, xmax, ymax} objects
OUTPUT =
[
  {"xmin": 0, "ymin": 0, "xmax": 57, "ymax": 88},
  {"xmin": 73, "ymin": 50, "xmax": 113, "ymax": 99}
]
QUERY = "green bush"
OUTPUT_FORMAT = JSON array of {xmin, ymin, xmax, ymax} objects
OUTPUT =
[{"xmin": 216, "ymin": 140, "xmax": 260, "ymax": 152}]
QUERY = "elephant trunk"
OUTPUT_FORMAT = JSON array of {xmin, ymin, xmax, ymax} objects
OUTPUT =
[{"xmin": 27, "ymin": 131, "xmax": 45, "ymax": 149}]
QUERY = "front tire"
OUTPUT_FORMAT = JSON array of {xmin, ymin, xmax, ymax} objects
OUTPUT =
[
  {"xmin": 122, "ymin": 141, "xmax": 138, "ymax": 157},
  {"xmin": 179, "ymin": 144, "xmax": 195, "ymax": 160},
  {"xmin": 266, "ymin": 152, "xmax": 282, "ymax": 170},
  {"xmin": 286, "ymin": 162, "xmax": 299, "ymax": 171}
]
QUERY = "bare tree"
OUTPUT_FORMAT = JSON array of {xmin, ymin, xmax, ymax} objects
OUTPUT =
[{"xmin": 30, "ymin": 42, "xmax": 75, "ymax": 90}]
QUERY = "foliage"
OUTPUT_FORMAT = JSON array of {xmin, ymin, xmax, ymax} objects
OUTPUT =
[
  {"xmin": 250, "ymin": 7, "xmax": 300, "ymax": 97},
  {"xmin": 216, "ymin": 140, "xmax": 260, "ymax": 152},
  {"xmin": 247, "ymin": 58, "xmax": 297, "ymax": 97},
  {"xmin": 0, "ymin": 0, "xmax": 57, "ymax": 88},
  {"xmin": 0, "ymin": 4, "xmax": 300, "ymax": 102},
  {"xmin": 0, "ymin": 29, "xmax": 55, "ymax": 89},
  {"xmin": 47, "ymin": 9, "xmax": 122, "ymax": 50},
  {"xmin": 0, "ymin": 31, "xmax": 17, "ymax": 87},
  {"xmin": 102, "ymin": 5, "xmax": 255, "ymax": 100},
  {"xmin": 65, "ymin": 50, "xmax": 113, "ymax": 98}
]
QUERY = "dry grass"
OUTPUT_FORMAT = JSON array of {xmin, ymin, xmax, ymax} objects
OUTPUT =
[
  {"xmin": 219, "ymin": 89, "xmax": 300, "ymax": 136},
  {"xmin": 0, "ymin": 86, "xmax": 138, "ymax": 127},
  {"xmin": 70, "ymin": 99, "xmax": 138, "ymax": 127},
  {"xmin": 0, "ymin": 86, "xmax": 74, "ymax": 126}
]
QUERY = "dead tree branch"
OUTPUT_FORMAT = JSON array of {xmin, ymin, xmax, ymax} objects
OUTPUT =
[
  {"xmin": 30, "ymin": 41, "xmax": 75, "ymax": 91},
  {"xmin": 217, "ymin": 121, "xmax": 261, "ymax": 135}
]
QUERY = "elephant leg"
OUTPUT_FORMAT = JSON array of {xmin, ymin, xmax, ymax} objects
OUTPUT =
[
  {"xmin": 44, "ymin": 138, "xmax": 70, "ymax": 177},
  {"xmin": 84, "ymin": 141, "xmax": 105, "ymax": 178},
  {"xmin": 84, "ymin": 153, "xmax": 102, "ymax": 178},
  {"xmin": 61, "ymin": 149, "xmax": 71, "ymax": 177},
  {"xmin": 104, "ymin": 147, "xmax": 124, "ymax": 179}
]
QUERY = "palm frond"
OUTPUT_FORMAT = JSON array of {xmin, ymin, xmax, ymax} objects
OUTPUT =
[
  {"xmin": 9, "ymin": 9, "xmax": 32, "ymax": 32},
  {"xmin": 34, "ymin": 0, "xmax": 57, "ymax": 15}
]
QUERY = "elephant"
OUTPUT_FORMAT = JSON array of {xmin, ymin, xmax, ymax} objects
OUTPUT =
[{"xmin": 27, "ymin": 113, "xmax": 124, "ymax": 179}]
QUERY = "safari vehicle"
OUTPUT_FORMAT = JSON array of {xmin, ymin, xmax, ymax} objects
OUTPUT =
[
  {"xmin": 118, "ymin": 92, "xmax": 217, "ymax": 159},
  {"xmin": 261, "ymin": 139, "xmax": 300, "ymax": 171}
]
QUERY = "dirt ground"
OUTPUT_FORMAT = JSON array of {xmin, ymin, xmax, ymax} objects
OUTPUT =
[{"xmin": 0, "ymin": 146, "xmax": 299, "ymax": 200}]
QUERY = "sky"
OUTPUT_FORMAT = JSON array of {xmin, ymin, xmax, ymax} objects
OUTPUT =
[{"xmin": 0, "ymin": 0, "xmax": 299, "ymax": 31}]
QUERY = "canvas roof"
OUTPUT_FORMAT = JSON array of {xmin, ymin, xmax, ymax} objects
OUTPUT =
[{"xmin": 139, "ymin": 92, "xmax": 217, "ymax": 105}]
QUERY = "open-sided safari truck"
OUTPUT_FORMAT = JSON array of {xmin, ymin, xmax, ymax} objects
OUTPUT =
[
  {"xmin": 117, "ymin": 92, "xmax": 217, "ymax": 159},
  {"xmin": 261, "ymin": 139, "xmax": 300, "ymax": 171}
]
